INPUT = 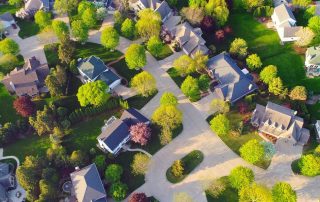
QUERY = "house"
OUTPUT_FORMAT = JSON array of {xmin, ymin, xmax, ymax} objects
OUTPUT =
[
  {"xmin": 2, "ymin": 56, "xmax": 49, "ymax": 97},
  {"xmin": 97, "ymin": 108, "xmax": 150, "ymax": 154},
  {"xmin": 271, "ymin": 4, "xmax": 302, "ymax": 43},
  {"xmin": 251, "ymin": 101, "xmax": 310, "ymax": 145},
  {"xmin": 70, "ymin": 163, "xmax": 107, "ymax": 202},
  {"xmin": 305, "ymin": 46, "xmax": 320, "ymax": 77},
  {"xmin": 170, "ymin": 22, "xmax": 209, "ymax": 57},
  {"xmin": 207, "ymin": 52, "xmax": 258, "ymax": 104},
  {"xmin": 77, "ymin": 56, "xmax": 121, "ymax": 91},
  {"xmin": 24, "ymin": 0, "xmax": 50, "ymax": 11},
  {"xmin": 0, "ymin": 12, "xmax": 16, "ymax": 31},
  {"xmin": 129, "ymin": 0, "xmax": 172, "ymax": 22},
  {"xmin": 0, "ymin": 163, "xmax": 17, "ymax": 202}
]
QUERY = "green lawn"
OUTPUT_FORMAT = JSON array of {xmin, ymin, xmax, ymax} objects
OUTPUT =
[
  {"xmin": 167, "ymin": 67, "xmax": 201, "ymax": 87},
  {"xmin": 127, "ymin": 90, "xmax": 158, "ymax": 110},
  {"xmin": 0, "ymin": 54, "xmax": 24, "ymax": 74},
  {"xmin": 44, "ymin": 43, "xmax": 59, "ymax": 68},
  {"xmin": 16, "ymin": 18, "xmax": 40, "ymax": 39},
  {"xmin": 0, "ymin": 4, "xmax": 18, "ymax": 14},
  {"xmin": 166, "ymin": 150, "xmax": 204, "ymax": 183},
  {"xmin": 0, "ymin": 84, "xmax": 20, "ymax": 124},
  {"xmin": 149, "ymin": 44, "xmax": 173, "ymax": 60},
  {"xmin": 206, "ymin": 176, "xmax": 238, "ymax": 202},
  {"xmin": 110, "ymin": 58, "xmax": 141, "ymax": 83}
]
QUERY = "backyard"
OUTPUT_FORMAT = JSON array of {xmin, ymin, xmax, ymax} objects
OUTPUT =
[{"xmin": 0, "ymin": 84, "xmax": 20, "ymax": 124}]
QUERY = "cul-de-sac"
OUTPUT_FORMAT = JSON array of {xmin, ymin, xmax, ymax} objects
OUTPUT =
[{"xmin": 0, "ymin": 0, "xmax": 319, "ymax": 201}]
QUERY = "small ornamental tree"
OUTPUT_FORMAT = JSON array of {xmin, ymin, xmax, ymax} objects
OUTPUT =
[
  {"xmin": 268, "ymin": 77, "xmax": 284, "ymax": 96},
  {"xmin": 171, "ymin": 160, "xmax": 184, "ymax": 177},
  {"xmin": 240, "ymin": 139, "xmax": 265, "ymax": 164},
  {"xmin": 201, "ymin": 16, "xmax": 216, "ymax": 33},
  {"xmin": 125, "ymin": 44, "xmax": 146, "ymax": 69},
  {"xmin": 260, "ymin": 65, "xmax": 277, "ymax": 84},
  {"xmin": 58, "ymin": 35, "xmax": 75, "ymax": 64},
  {"xmin": 272, "ymin": 182, "xmax": 297, "ymax": 202},
  {"xmin": 206, "ymin": 178, "xmax": 227, "ymax": 198},
  {"xmin": 96, "ymin": 7, "xmax": 108, "ymax": 21},
  {"xmin": 147, "ymin": 36, "xmax": 164, "ymax": 57},
  {"xmin": 198, "ymin": 75, "xmax": 210, "ymax": 91},
  {"xmin": 76, "ymin": 80, "xmax": 110, "ymax": 107},
  {"xmin": 210, "ymin": 99, "xmax": 230, "ymax": 114},
  {"xmin": 261, "ymin": 141, "xmax": 276, "ymax": 160},
  {"xmin": 82, "ymin": 8, "xmax": 97, "ymax": 28},
  {"xmin": 131, "ymin": 153, "xmax": 150, "ymax": 175},
  {"xmin": 121, "ymin": 18, "xmax": 136, "ymax": 39},
  {"xmin": 77, "ymin": 1, "xmax": 94, "ymax": 14},
  {"xmin": 181, "ymin": 7, "xmax": 205, "ymax": 26},
  {"xmin": 308, "ymin": 16, "xmax": 320, "ymax": 34},
  {"xmin": 0, "ymin": 38, "xmax": 20, "ymax": 55},
  {"xmin": 246, "ymin": 54, "xmax": 262, "ymax": 70},
  {"xmin": 181, "ymin": 76, "xmax": 201, "ymax": 101},
  {"xmin": 71, "ymin": 20, "xmax": 89, "ymax": 43},
  {"xmin": 34, "ymin": 10, "xmax": 52, "ymax": 29},
  {"xmin": 160, "ymin": 92, "xmax": 178, "ymax": 106},
  {"xmin": 229, "ymin": 38, "xmax": 248, "ymax": 59},
  {"xmin": 109, "ymin": 182, "xmax": 128, "ymax": 201},
  {"xmin": 173, "ymin": 55, "xmax": 195, "ymax": 76},
  {"xmin": 131, "ymin": 71, "xmax": 157, "ymax": 97},
  {"xmin": 295, "ymin": 27, "xmax": 315, "ymax": 47},
  {"xmin": 152, "ymin": 105, "xmax": 183, "ymax": 130},
  {"xmin": 129, "ymin": 123, "xmax": 151, "ymax": 146},
  {"xmin": 129, "ymin": 193, "xmax": 149, "ymax": 202},
  {"xmin": 45, "ymin": 75, "xmax": 62, "ymax": 97},
  {"xmin": 193, "ymin": 51, "xmax": 209, "ymax": 72},
  {"xmin": 298, "ymin": 154, "xmax": 320, "ymax": 176},
  {"xmin": 52, "ymin": 20, "xmax": 69, "ymax": 40},
  {"xmin": 205, "ymin": 0, "xmax": 229, "ymax": 26},
  {"xmin": 239, "ymin": 183, "xmax": 273, "ymax": 202},
  {"xmin": 101, "ymin": 26, "xmax": 119, "ymax": 50},
  {"xmin": 229, "ymin": 166, "xmax": 254, "ymax": 190},
  {"xmin": 136, "ymin": 9, "xmax": 161, "ymax": 40},
  {"xmin": 210, "ymin": 114, "xmax": 230, "ymax": 136},
  {"xmin": 93, "ymin": 155, "xmax": 106, "ymax": 172},
  {"xmin": 13, "ymin": 96, "xmax": 36, "ymax": 117},
  {"xmin": 105, "ymin": 164, "xmax": 123, "ymax": 183},
  {"xmin": 189, "ymin": 0, "xmax": 207, "ymax": 7},
  {"xmin": 289, "ymin": 86, "xmax": 307, "ymax": 101}
]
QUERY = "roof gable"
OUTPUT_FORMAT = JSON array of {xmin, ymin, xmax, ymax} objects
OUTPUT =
[{"xmin": 273, "ymin": 4, "xmax": 296, "ymax": 25}]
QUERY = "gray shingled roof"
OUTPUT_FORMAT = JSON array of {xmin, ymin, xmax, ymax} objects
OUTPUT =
[
  {"xmin": 155, "ymin": 1, "xmax": 171, "ymax": 20},
  {"xmin": 283, "ymin": 26, "xmax": 302, "ymax": 37},
  {"xmin": 0, "ymin": 12, "xmax": 14, "ymax": 22},
  {"xmin": 78, "ymin": 56, "xmax": 106, "ymax": 80},
  {"xmin": 70, "ymin": 164, "xmax": 107, "ymax": 202}
]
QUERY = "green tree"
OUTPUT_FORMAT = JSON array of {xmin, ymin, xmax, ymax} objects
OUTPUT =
[
  {"xmin": 259, "ymin": 65, "xmax": 277, "ymax": 84},
  {"xmin": 53, "ymin": 65, "xmax": 67, "ymax": 88},
  {"xmin": 52, "ymin": 20, "xmax": 69, "ymax": 40},
  {"xmin": 308, "ymin": 16, "xmax": 320, "ymax": 34},
  {"xmin": 8, "ymin": 0, "xmax": 22, "ymax": 6},
  {"xmin": 38, "ymin": 179, "xmax": 56, "ymax": 201},
  {"xmin": 246, "ymin": 54, "xmax": 262, "ymax": 70},
  {"xmin": 114, "ymin": 10, "xmax": 124, "ymax": 26},
  {"xmin": 198, "ymin": 74, "xmax": 210, "ymax": 91},
  {"xmin": 181, "ymin": 76, "xmax": 201, "ymax": 101},
  {"xmin": 58, "ymin": 35, "xmax": 75, "ymax": 64},
  {"xmin": 289, "ymin": 86, "xmax": 307, "ymax": 101},
  {"xmin": 105, "ymin": 164, "xmax": 123, "ymax": 183},
  {"xmin": 93, "ymin": 155, "xmax": 107, "ymax": 172},
  {"xmin": 152, "ymin": 105, "xmax": 183, "ymax": 130},
  {"xmin": 171, "ymin": 160, "xmax": 184, "ymax": 177},
  {"xmin": 121, "ymin": 18, "xmax": 136, "ymax": 39},
  {"xmin": 0, "ymin": 53, "xmax": 19, "ymax": 73},
  {"xmin": 0, "ymin": 38, "xmax": 20, "ymax": 55},
  {"xmin": 189, "ymin": 0, "xmax": 207, "ymax": 7},
  {"xmin": 229, "ymin": 166, "xmax": 254, "ymax": 189},
  {"xmin": 82, "ymin": 8, "xmax": 97, "ymax": 28},
  {"xmin": 96, "ymin": 7, "xmax": 108, "ymax": 21},
  {"xmin": 71, "ymin": 20, "xmax": 89, "ymax": 43},
  {"xmin": 54, "ymin": 0, "xmax": 78, "ymax": 15},
  {"xmin": 268, "ymin": 77, "xmax": 284, "ymax": 96},
  {"xmin": 131, "ymin": 153, "xmax": 150, "ymax": 175},
  {"xmin": 34, "ymin": 10, "xmax": 52, "ymax": 29},
  {"xmin": 45, "ymin": 75, "xmax": 62, "ymax": 97},
  {"xmin": 29, "ymin": 105, "xmax": 55, "ymax": 136},
  {"xmin": 136, "ymin": 9, "xmax": 161, "ymax": 40},
  {"xmin": 298, "ymin": 154, "xmax": 320, "ymax": 176},
  {"xmin": 209, "ymin": 114, "xmax": 230, "ymax": 136},
  {"xmin": 239, "ymin": 183, "xmax": 273, "ymax": 202},
  {"xmin": 77, "ymin": 80, "xmax": 110, "ymax": 107},
  {"xmin": 240, "ymin": 139, "xmax": 265, "ymax": 164},
  {"xmin": 70, "ymin": 150, "xmax": 88, "ymax": 167},
  {"xmin": 131, "ymin": 71, "xmax": 157, "ymax": 97},
  {"xmin": 229, "ymin": 38, "xmax": 248, "ymax": 59},
  {"xmin": 304, "ymin": 6, "xmax": 316, "ymax": 20},
  {"xmin": 293, "ymin": 0, "xmax": 312, "ymax": 8},
  {"xmin": 210, "ymin": 99, "xmax": 230, "ymax": 114},
  {"xmin": 160, "ymin": 92, "xmax": 178, "ymax": 106},
  {"xmin": 206, "ymin": 178, "xmax": 227, "ymax": 198},
  {"xmin": 78, "ymin": 1, "xmax": 94, "ymax": 14},
  {"xmin": 173, "ymin": 55, "xmax": 195, "ymax": 76},
  {"xmin": 147, "ymin": 36, "xmax": 164, "ymax": 57},
  {"xmin": 109, "ymin": 182, "xmax": 128, "ymax": 201},
  {"xmin": 272, "ymin": 182, "xmax": 297, "ymax": 202},
  {"xmin": 193, "ymin": 51, "xmax": 208, "ymax": 72},
  {"xmin": 205, "ymin": 0, "xmax": 229, "ymax": 26},
  {"xmin": 125, "ymin": 44, "xmax": 146, "ymax": 69},
  {"xmin": 181, "ymin": 7, "xmax": 205, "ymax": 26},
  {"xmin": 100, "ymin": 26, "xmax": 119, "ymax": 50}
]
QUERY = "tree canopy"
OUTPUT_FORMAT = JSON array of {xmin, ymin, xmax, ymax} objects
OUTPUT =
[
  {"xmin": 76, "ymin": 80, "xmax": 110, "ymax": 107},
  {"xmin": 205, "ymin": 0, "xmax": 229, "ymax": 26},
  {"xmin": 0, "ymin": 38, "xmax": 20, "ymax": 55},
  {"xmin": 54, "ymin": 0, "xmax": 78, "ymax": 15},
  {"xmin": 121, "ymin": 18, "xmax": 136, "ymax": 39},
  {"xmin": 105, "ymin": 164, "xmax": 123, "ymax": 183},
  {"xmin": 210, "ymin": 99, "xmax": 230, "ymax": 114},
  {"xmin": 209, "ymin": 114, "xmax": 230, "ymax": 136},
  {"xmin": 240, "ymin": 139, "xmax": 265, "ymax": 164},
  {"xmin": 160, "ymin": 92, "xmax": 178, "ymax": 106},
  {"xmin": 259, "ymin": 65, "xmax": 277, "ymax": 84},
  {"xmin": 136, "ymin": 9, "xmax": 161, "ymax": 40},
  {"xmin": 82, "ymin": 8, "xmax": 97, "ymax": 28},
  {"xmin": 52, "ymin": 20, "xmax": 69, "ymax": 40},
  {"xmin": 131, "ymin": 71, "xmax": 157, "ymax": 97},
  {"xmin": 229, "ymin": 38, "xmax": 248, "ymax": 59},
  {"xmin": 109, "ymin": 182, "xmax": 128, "ymax": 201},
  {"xmin": 173, "ymin": 55, "xmax": 195, "ymax": 76},
  {"xmin": 181, "ymin": 76, "xmax": 201, "ymax": 101},
  {"xmin": 34, "ymin": 10, "xmax": 52, "ymax": 29},
  {"xmin": 268, "ymin": 77, "xmax": 284, "ymax": 96},
  {"xmin": 272, "ymin": 182, "xmax": 297, "ymax": 202},
  {"xmin": 147, "ymin": 36, "xmax": 164, "ymax": 57},
  {"xmin": 13, "ymin": 96, "xmax": 35, "ymax": 117},
  {"xmin": 289, "ymin": 86, "xmax": 307, "ymax": 101},
  {"xmin": 71, "ymin": 20, "xmax": 89, "ymax": 43},
  {"xmin": 239, "ymin": 183, "xmax": 273, "ymax": 202},
  {"xmin": 101, "ymin": 26, "xmax": 120, "ymax": 50},
  {"xmin": 308, "ymin": 16, "xmax": 320, "ymax": 34},
  {"xmin": 125, "ymin": 44, "xmax": 146, "ymax": 69},
  {"xmin": 152, "ymin": 105, "xmax": 183, "ymax": 130},
  {"xmin": 246, "ymin": 53, "xmax": 262, "ymax": 70},
  {"xmin": 229, "ymin": 166, "xmax": 254, "ymax": 190}
]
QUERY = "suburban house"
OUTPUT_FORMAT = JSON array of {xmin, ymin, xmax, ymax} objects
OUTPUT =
[
  {"xmin": 0, "ymin": 163, "xmax": 17, "ymax": 202},
  {"xmin": 77, "ymin": 56, "xmax": 121, "ymax": 91},
  {"xmin": 271, "ymin": 4, "xmax": 302, "ymax": 43},
  {"xmin": 207, "ymin": 52, "xmax": 258, "ymax": 104},
  {"xmin": 97, "ymin": 108, "xmax": 150, "ymax": 154},
  {"xmin": 305, "ymin": 46, "xmax": 320, "ymax": 77},
  {"xmin": 2, "ymin": 56, "xmax": 49, "ymax": 97},
  {"xmin": 16, "ymin": 0, "xmax": 51, "ymax": 18},
  {"xmin": 70, "ymin": 163, "xmax": 107, "ymax": 202},
  {"xmin": 129, "ymin": 0, "xmax": 172, "ymax": 22},
  {"xmin": 251, "ymin": 101, "xmax": 310, "ymax": 145},
  {"xmin": 0, "ymin": 12, "xmax": 16, "ymax": 31},
  {"xmin": 170, "ymin": 22, "xmax": 209, "ymax": 57}
]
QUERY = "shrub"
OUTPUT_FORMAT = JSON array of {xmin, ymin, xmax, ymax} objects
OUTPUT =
[
  {"xmin": 198, "ymin": 74, "xmax": 210, "ymax": 91},
  {"xmin": 147, "ymin": 36, "xmax": 164, "ymax": 57},
  {"xmin": 171, "ymin": 160, "xmax": 184, "ymax": 177},
  {"xmin": 240, "ymin": 139, "xmax": 265, "ymax": 164},
  {"xmin": 260, "ymin": 65, "xmax": 277, "ymax": 84},
  {"xmin": 129, "ymin": 123, "xmax": 151, "ymax": 146},
  {"xmin": 129, "ymin": 192, "xmax": 149, "ymax": 202},
  {"xmin": 246, "ymin": 54, "xmax": 262, "ymax": 70},
  {"xmin": 105, "ymin": 164, "xmax": 123, "ymax": 183},
  {"xmin": 229, "ymin": 166, "xmax": 254, "ymax": 190},
  {"xmin": 93, "ymin": 155, "xmax": 106, "ymax": 172},
  {"xmin": 239, "ymin": 183, "xmax": 273, "ymax": 202},
  {"xmin": 298, "ymin": 154, "xmax": 320, "ymax": 176},
  {"xmin": 229, "ymin": 38, "xmax": 248, "ymax": 59},
  {"xmin": 210, "ymin": 114, "xmax": 230, "ymax": 136},
  {"xmin": 0, "ymin": 54, "xmax": 20, "ymax": 73},
  {"xmin": 109, "ymin": 182, "xmax": 128, "ymax": 201},
  {"xmin": 160, "ymin": 92, "xmax": 178, "ymax": 106},
  {"xmin": 206, "ymin": 178, "xmax": 227, "ymax": 198},
  {"xmin": 131, "ymin": 153, "xmax": 150, "ymax": 175},
  {"xmin": 121, "ymin": 18, "xmax": 136, "ymax": 39},
  {"xmin": 210, "ymin": 99, "xmax": 230, "ymax": 114},
  {"xmin": 272, "ymin": 182, "xmax": 297, "ymax": 202},
  {"xmin": 289, "ymin": 86, "xmax": 307, "ymax": 101},
  {"xmin": 181, "ymin": 76, "xmax": 201, "ymax": 101}
]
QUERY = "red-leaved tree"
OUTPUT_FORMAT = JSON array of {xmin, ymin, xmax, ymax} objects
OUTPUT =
[
  {"xmin": 215, "ymin": 30, "xmax": 225, "ymax": 41},
  {"xmin": 13, "ymin": 96, "xmax": 36, "ymax": 117},
  {"xmin": 129, "ymin": 192, "xmax": 148, "ymax": 202},
  {"xmin": 201, "ymin": 16, "xmax": 215, "ymax": 33},
  {"xmin": 129, "ymin": 123, "xmax": 151, "ymax": 146}
]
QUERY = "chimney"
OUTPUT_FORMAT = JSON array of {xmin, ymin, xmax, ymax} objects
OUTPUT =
[{"xmin": 75, "ymin": 166, "xmax": 80, "ymax": 171}]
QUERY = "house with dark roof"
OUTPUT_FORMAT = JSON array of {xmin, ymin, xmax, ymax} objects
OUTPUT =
[
  {"xmin": 251, "ymin": 102, "xmax": 310, "ymax": 145},
  {"xmin": 97, "ymin": 108, "xmax": 150, "ymax": 154},
  {"xmin": 2, "ymin": 56, "xmax": 49, "ymax": 97},
  {"xmin": 305, "ymin": 46, "xmax": 320, "ymax": 77},
  {"xmin": 0, "ymin": 163, "xmax": 17, "ymax": 202},
  {"xmin": 207, "ymin": 52, "xmax": 257, "ymax": 104},
  {"xmin": 271, "ymin": 4, "xmax": 302, "ymax": 43},
  {"xmin": 0, "ymin": 12, "xmax": 15, "ymax": 31},
  {"xmin": 77, "ymin": 56, "xmax": 121, "ymax": 91},
  {"xmin": 70, "ymin": 163, "xmax": 107, "ymax": 202}
]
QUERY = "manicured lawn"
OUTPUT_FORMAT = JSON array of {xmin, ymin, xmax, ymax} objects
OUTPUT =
[
  {"xmin": 307, "ymin": 102, "xmax": 320, "ymax": 120},
  {"xmin": 110, "ymin": 58, "xmax": 141, "ymax": 83},
  {"xmin": 0, "ymin": 54, "xmax": 24, "ymax": 74},
  {"xmin": 0, "ymin": 84, "xmax": 20, "ymax": 124},
  {"xmin": 206, "ymin": 176, "xmax": 238, "ymax": 202},
  {"xmin": 166, "ymin": 150, "xmax": 204, "ymax": 183},
  {"xmin": 127, "ymin": 90, "xmax": 158, "ymax": 110},
  {"xmin": 0, "ymin": 4, "xmax": 18, "ymax": 14},
  {"xmin": 75, "ymin": 42, "xmax": 123, "ymax": 63},
  {"xmin": 44, "ymin": 43, "xmax": 59, "ymax": 68},
  {"xmin": 167, "ymin": 67, "xmax": 201, "ymax": 87},
  {"xmin": 16, "ymin": 18, "xmax": 40, "ymax": 39},
  {"xmin": 149, "ymin": 44, "xmax": 173, "ymax": 60}
]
